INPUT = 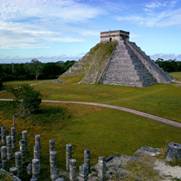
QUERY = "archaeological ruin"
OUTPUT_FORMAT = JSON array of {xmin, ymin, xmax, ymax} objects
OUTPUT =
[
  {"xmin": 0, "ymin": 123, "xmax": 180, "ymax": 181},
  {"xmin": 61, "ymin": 30, "xmax": 172, "ymax": 87}
]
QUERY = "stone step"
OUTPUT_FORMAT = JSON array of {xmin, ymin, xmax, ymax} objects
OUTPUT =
[{"xmin": 101, "ymin": 40, "xmax": 157, "ymax": 86}]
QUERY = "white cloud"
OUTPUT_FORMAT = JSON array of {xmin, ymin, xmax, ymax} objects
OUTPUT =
[
  {"xmin": 151, "ymin": 53, "xmax": 181, "ymax": 60},
  {"xmin": 0, "ymin": 0, "xmax": 103, "ymax": 48},
  {"xmin": 0, "ymin": 21, "xmax": 85, "ymax": 48},
  {"xmin": 144, "ymin": 0, "xmax": 176, "ymax": 12},
  {"xmin": 0, "ymin": 0, "xmax": 103, "ymax": 22},
  {"xmin": 117, "ymin": 0, "xmax": 181, "ymax": 27}
]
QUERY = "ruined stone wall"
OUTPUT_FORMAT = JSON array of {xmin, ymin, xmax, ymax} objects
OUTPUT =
[{"xmin": 100, "ymin": 30, "xmax": 129, "ymax": 43}]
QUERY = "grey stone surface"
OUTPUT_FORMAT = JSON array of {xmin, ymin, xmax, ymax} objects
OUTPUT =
[
  {"xmin": 1, "ymin": 146, "xmax": 7, "ymax": 169},
  {"xmin": 79, "ymin": 164, "xmax": 88, "ymax": 181},
  {"xmin": 34, "ymin": 135, "xmax": 41, "ymax": 160},
  {"xmin": 19, "ymin": 139, "xmax": 26, "ymax": 164},
  {"xmin": 31, "ymin": 159, "xmax": 40, "ymax": 181},
  {"xmin": 10, "ymin": 127, "xmax": 16, "ymax": 149},
  {"xmin": 166, "ymin": 142, "xmax": 181, "ymax": 162},
  {"xmin": 6, "ymin": 135, "xmax": 12, "ymax": 160},
  {"xmin": 9, "ymin": 166, "xmax": 18, "ymax": 175},
  {"xmin": 21, "ymin": 130, "xmax": 28, "ymax": 153},
  {"xmin": 66, "ymin": 144, "xmax": 72, "ymax": 171},
  {"xmin": 101, "ymin": 40, "xmax": 157, "ymax": 87},
  {"xmin": 1, "ymin": 127, "xmax": 6, "ymax": 145},
  {"xmin": 1, "ymin": 146, "xmax": 7, "ymax": 160},
  {"xmin": 135, "ymin": 146, "xmax": 160, "ymax": 157},
  {"xmin": 35, "ymin": 135, "xmax": 41, "ymax": 150},
  {"xmin": 15, "ymin": 151, "xmax": 22, "ymax": 177},
  {"xmin": 97, "ymin": 157, "xmax": 106, "ymax": 181},
  {"xmin": 49, "ymin": 150, "xmax": 59, "ymax": 181},
  {"xmin": 34, "ymin": 144, "xmax": 40, "ymax": 160},
  {"xmin": 126, "ymin": 41, "xmax": 172, "ymax": 83},
  {"xmin": 62, "ymin": 30, "xmax": 172, "ymax": 87},
  {"xmin": 100, "ymin": 30, "xmax": 129, "ymax": 42},
  {"xmin": 69, "ymin": 159, "xmax": 77, "ymax": 181},
  {"xmin": 49, "ymin": 139, "xmax": 56, "ymax": 152},
  {"xmin": 26, "ymin": 162, "xmax": 32, "ymax": 175},
  {"xmin": 84, "ymin": 149, "xmax": 91, "ymax": 174}
]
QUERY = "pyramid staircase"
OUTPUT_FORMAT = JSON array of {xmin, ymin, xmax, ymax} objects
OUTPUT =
[
  {"xmin": 100, "ymin": 40, "xmax": 158, "ymax": 87},
  {"xmin": 61, "ymin": 35, "xmax": 172, "ymax": 87},
  {"xmin": 127, "ymin": 42, "xmax": 172, "ymax": 83}
]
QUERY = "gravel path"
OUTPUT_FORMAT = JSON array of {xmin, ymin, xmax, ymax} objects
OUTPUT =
[{"xmin": 0, "ymin": 98, "xmax": 181, "ymax": 128}]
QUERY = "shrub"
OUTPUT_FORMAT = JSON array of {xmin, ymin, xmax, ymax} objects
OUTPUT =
[{"xmin": 9, "ymin": 84, "xmax": 41, "ymax": 116}]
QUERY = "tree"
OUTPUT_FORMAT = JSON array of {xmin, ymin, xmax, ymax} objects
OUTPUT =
[
  {"xmin": 31, "ymin": 59, "xmax": 43, "ymax": 80},
  {"xmin": 9, "ymin": 84, "xmax": 41, "ymax": 116}
]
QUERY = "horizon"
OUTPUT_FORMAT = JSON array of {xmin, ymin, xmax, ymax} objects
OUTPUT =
[{"xmin": 0, "ymin": 0, "xmax": 181, "ymax": 63}]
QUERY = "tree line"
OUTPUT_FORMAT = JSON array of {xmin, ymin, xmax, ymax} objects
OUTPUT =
[
  {"xmin": 155, "ymin": 59, "xmax": 181, "ymax": 72},
  {"xmin": 0, "ymin": 59, "xmax": 75, "ymax": 82},
  {"xmin": 1, "ymin": 59, "xmax": 181, "ymax": 90}
]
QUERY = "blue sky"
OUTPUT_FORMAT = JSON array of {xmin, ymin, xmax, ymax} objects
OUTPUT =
[{"xmin": 0, "ymin": 0, "xmax": 181, "ymax": 62}]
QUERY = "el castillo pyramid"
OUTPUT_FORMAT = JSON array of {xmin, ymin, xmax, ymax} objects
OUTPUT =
[{"xmin": 61, "ymin": 30, "xmax": 172, "ymax": 87}]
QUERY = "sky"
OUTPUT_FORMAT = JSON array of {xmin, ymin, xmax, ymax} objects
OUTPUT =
[{"xmin": 0, "ymin": 0, "xmax": 181, "ymax": 62}]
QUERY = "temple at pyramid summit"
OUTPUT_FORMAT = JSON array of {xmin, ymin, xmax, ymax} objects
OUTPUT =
[{"xmin": 61, "ymin": 30, "xmax": 172, "ymax": 87}]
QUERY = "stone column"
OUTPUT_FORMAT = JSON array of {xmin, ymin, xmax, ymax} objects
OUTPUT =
[
  {"xmin": 6, "ymin": 135, "xmax": 12, "ymax": 160},
  {"xmin": 66, "ymin": 144, "xmax": 72, "ymax": 171},
  {"xmin": 49, "ymin": 150, "xmax": 58, "ymax": 181},
  {"xmin": 84, "ymin": 149, "xmax": 91, "ymax": 174},
  {"xmin": 79, "ymin": 164, "xmax": 88, "ymax": 181},
  {"xmin": 1, "ymin": 127, "xmax": 6, "ymax": 145},
  {"xmin": 34, "ymin": 144, "xmax": 40, "ymax": 160},
  {"xmin": 9, "ymin": 167, "xmax": 18, "ymax": 175},
  {"xmin": 22, "ymin": 130, "xmax": 28, "ymax": 150},
  {"xmin": 69, "ymin": 159, "xmax": 77, "ymax": 181},
  {"xmin": 19, "ymin": 139, "xmax": 26, "ymax": 164},
  {"xmin": 26, "ymin": 162, "xmax": 32, "ymax": 175},
  {"xmin": 10, "ymin": 127, "xmax": 16, "ymax": 149},
  {"xmin": 31, "ymin": 159, "xmax": 40, "ymax": 181},
  {"xmin": 35, "ymin": 135, "xmax": 41, "ymax": 150},
  {"xmin": 49, "ymin": 139, "xmax": 56, "ymax": 152},
  {"xmin": 1, "ymin": 146, "xmax": 7, "ymax": 169},
  {"xmin": 166, "ymin": 142, "xmax": 181, "ymax": 162},
  {"xmin": 15, "ymin": 151, "xmax": 22, "ymax": 177},
  {"xmin": 97, "ymin": 157, "xmax": 106, "ymax": 181},
  {"xmin": 12, "ymin": 114, "xmax": 16, "ymax": 127},
  {"xmin": 34, "ymin": 135, "xmax": 41, "ymax": 160}
]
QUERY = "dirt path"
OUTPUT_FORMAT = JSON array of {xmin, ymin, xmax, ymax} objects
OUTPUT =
[{"xmin": 0, "ymin": 98, "xmax": 181, "ymax": 128}]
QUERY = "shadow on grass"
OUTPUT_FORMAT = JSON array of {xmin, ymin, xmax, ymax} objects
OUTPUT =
[
  {"xmin": 29, "ymin": 105, "xmax": 71, "ymax": 124},
  {"xmin": 0, "ymin": 101, "xmax": 72, "ymax": 125}
]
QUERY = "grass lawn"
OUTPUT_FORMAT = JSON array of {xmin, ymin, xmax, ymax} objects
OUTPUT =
[
  {"xmin": 1, "ymin": 79, "xmax": 181, "ymax": 122},
  {"xmin": 0, "ymin": 101, "xmax": 181, "ymax": 180},
  {"xmin": 170, "ymin": 72, "xmax": 181, "ymax": 81}
]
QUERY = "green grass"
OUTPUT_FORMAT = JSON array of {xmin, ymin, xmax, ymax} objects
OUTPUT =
[
  {"xmin": 170, "ymin": 72, "xmax": 181, "ymax": 81},
  {"xmin": 124, "ymin": 155, "xmax": 160, "ymax": 181},
  {"xmin": 1, "ymin": 79, "xmax": 181, "ymax": 122},
  {"xmin": 0, "ymin": 101, "xmax": 181, "ymax": 180}
]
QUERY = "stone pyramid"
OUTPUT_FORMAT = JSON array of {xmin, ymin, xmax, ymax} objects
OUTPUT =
[{"xmin": 61, "ymin": 30, "xmax": 172, "ymax": 87}]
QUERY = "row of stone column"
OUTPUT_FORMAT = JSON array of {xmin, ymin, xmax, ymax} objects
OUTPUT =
[
  {"xmin": 0, "ymin": 126, "xmax": 16, "ymax": 171},
  {"xmin": 1, "ymin": 126, "xmax": 107, "ymax": 181}
]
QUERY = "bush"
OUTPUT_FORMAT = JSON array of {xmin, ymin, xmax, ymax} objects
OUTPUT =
[
  {"xmin": 9, "ymin": 84, "xmax": 41, "ymax": 116},
  {"xmin": 155, "ymin": 59, "xmax": 181, "ymax": 72}
]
